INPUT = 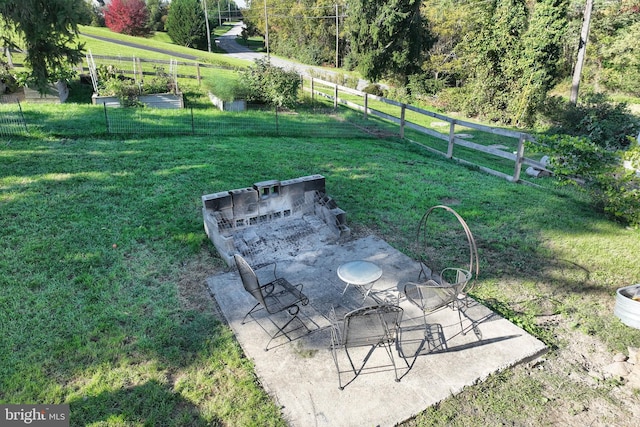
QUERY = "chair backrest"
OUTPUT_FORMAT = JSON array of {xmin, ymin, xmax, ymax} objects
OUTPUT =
[
  {"xmin": 341, "ymin": 305, "xmax": 403, "ymax": 348},
  {"xmin": 234, "ymin": 254, "xmax": 267, "ymax": 308},
  {"xmin": 440, "ymin": 267, "xmax": 472, "ymax": 294}
]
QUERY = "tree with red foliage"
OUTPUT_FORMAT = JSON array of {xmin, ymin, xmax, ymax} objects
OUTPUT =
[{"xmin": 104, "ymin": 0, "xmax": 150, "ymax": 36}]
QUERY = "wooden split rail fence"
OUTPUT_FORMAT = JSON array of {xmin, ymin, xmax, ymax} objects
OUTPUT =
[
  {"xmin": 304, "ymin": 76, "xmax": 549, "ymax": 183},
  {"xmin": 78, "ymin": 55, "xmax": 237, "ymax": 85}
]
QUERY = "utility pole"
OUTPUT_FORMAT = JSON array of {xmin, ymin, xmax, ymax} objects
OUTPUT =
[
  {"xmin": 218, "ymin": 0, "xmax": 222, "ymax": 27},
  {"xmin": 264, "ymin": 0, "xmax": 270, "ymax": 62},
  {"xmin": 335, "ymin": 4, "xmax": 339, "ymax": 68},
  {"xmin": 570, "ymin": 0, "xmax": 593, "ymax": 105},
  {"xmin": 203, "ymin": 0, "xmax": 212, "ymax": 53}
]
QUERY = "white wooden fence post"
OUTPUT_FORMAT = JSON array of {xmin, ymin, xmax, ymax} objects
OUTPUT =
[
  {"xmin": 364, "ymin": 93, "xmax": 368, "ymax": 120},
  {"xmin": 447, "ymin": 120, "xmax": 456, "ymax": 158},
  {"xmin": 513, "ymin": 134, "xmax": 526, "ymax": 182}
]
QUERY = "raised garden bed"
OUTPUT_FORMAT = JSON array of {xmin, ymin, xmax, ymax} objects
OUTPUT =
[
  {"xmin": 19, "ymin": 81, "xmax": 69, "ymax": 103},
  {"xmin": 92, "ymin": 92, "xmax": 184, "ymax": 109},
  {"xmin": 208, "ymin": 92, "xmax": 246, "ymax": 112}
]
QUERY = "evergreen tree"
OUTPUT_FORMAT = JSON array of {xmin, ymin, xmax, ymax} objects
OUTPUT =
[
  {"xmin": 516, "ymin": 0, "xmax": 569, "ymax": 124},
  {"xmin": 165, "ymin": 0, "xmax": 207, "ymax": 49},
  {"xmin": 459, "ymin": 0, "xmax": 568, "ymax": 125},
  {"xmin": 146, "ymin": 0, "xmax": 168, "ymax": 32},
  {"xmin": 0, "ymin": 0, "xmax": 86, "ymax": 91},
  {"xmin": 344, "ymin": 0, "xmax": 431, "ymax": 83}
]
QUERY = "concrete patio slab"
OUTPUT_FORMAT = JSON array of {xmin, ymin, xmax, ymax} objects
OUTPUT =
[{"xmin": 206, "ymin": 235, "xmax": 547, "ymax": 427}]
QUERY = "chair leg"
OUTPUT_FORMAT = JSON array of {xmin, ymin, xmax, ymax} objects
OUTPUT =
[
  {"xmin": 382, "ymin": 340, "xmax": 400, "ymax": 383},
  {"xmin": 264, "ymin": 304, "xmax": 306, "ymax": 351},
  {"xmin": 330, "ymin": 344, "xmax": 345, "ymax": 390},
  {"xmin": 241, "ymin": 302, "xmax": 261, "ymax": 325}
]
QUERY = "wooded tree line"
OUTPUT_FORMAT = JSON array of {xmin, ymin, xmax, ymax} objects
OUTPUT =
[
  {"xmin": 243, "ymin": 0, "xmax": 640, "ymax": 126},
  {"xmin": 1, "ymin": 0, "xmax": 638, "ymax": 128}
]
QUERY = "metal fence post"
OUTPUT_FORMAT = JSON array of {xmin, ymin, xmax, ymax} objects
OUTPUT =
[
  {"xmin": 191, "ymin": 107, "xmax": 195, "ymax": 135},
  {"xmin": 103, "ymin": 103, "xmax": 110, "ymax": 134},
  {"xmin": 334, "ymin": 84, "xmax": 338, "ymax": 109},
  {"xmin": 17, "ymin": 100, "xmax": 28, "ymax": 134}
]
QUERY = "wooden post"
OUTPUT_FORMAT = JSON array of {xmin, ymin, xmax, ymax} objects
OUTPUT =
[
  {"xmin": 196, "ymin": 62, "xmax": 201, "ymax": 85},
  {"xmin": 512, "ymin": 134, "xmax": 526, "ymax": 182},
  {"xmin": 311, "ymin": 77, "xmax": 314, "ymax": 101},
  {"xmin": 364, "ymin": 93, "xmax": 368, "ymax": 119},
  {"xmin": 447, "ymin": 120, "xmax": 456, "ymax": 158},
  {"xmin": 334, "ymin": 84, "xmax": 338, "ymax": 109},
  {"xmin": 400, "ymin": 104, "xmax": 406, "ymax": 139}
]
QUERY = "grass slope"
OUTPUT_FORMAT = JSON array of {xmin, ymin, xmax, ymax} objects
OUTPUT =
[
  {"xmin": 2, "ymin": 25, "xmax": 640, "ymax": 426},
  {"xmin": 1, "ymin": 109, "xmax": 640, "ymax": 424}
]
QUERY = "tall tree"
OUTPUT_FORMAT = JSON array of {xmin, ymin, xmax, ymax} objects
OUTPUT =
[
  {"xmin": 516, "ymin": 0, "xmax": 569, "ymax": 123},
  {"xmin": 165, "ymin": 0, "xmax": 207, "ymax": 49},
  {"xmin": 243, "ymin": 0, "xmax": 344, "ymax": 66},
  {"xmin": 344, "ymin": 0, "xmax": 431, "ymax": 83},
  {"xmin": 0, "ymin": 0, "xmax": 86, "ymax": 91},
  {"xmin": 420, "ymin": 1, "xmax": 474, "ymax": 87},
  {"xmin": 588, "ymin": 0, "xmax": 640, "ymax": 96},
  {"xmin": 458, "ymin": 0, "xmax": 568, "ymax": 125},
  {"xmin": 104, "ymin": 0, "xmax": 150, "ymax": 36},
  {"xmin": 147, "ymin": 0, "xmax": 169, "ymax": 32}
]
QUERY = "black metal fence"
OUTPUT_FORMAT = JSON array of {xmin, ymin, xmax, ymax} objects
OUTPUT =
[
  {"xmin": 0, "ymin": 100, "xmax": 390, "ymax": 140},
  {"xmin": 0, "ymin": 97, "xmax": 28, "ymax": 137}
]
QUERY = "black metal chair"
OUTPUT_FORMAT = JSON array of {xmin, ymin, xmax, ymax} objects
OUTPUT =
[
  {"xmin": 234, "ymin": 254, "xmax": 310, "ymax": 351},
  {"xmin": 328, "ymin": 304, "xmax": 406, "ymax": 390}
]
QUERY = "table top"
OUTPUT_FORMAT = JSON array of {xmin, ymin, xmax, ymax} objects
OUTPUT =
[{"xmin": 337, "ymin": 260, "xmax": 382, "ymax": 285}]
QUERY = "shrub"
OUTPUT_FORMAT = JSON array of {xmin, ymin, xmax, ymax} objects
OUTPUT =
[
  {"xmin": 533, "ymin": 134, "xmax": 640, "ymax": 227},
  {"xmin": 599, "ymin": 167, "xmax": 640, "ymax": 228},
  {"xmin": 431, "ymin": 86, "xmax": 470, "ymax": 114},
  {"xmin": 104, "ymin": 0, "xmax": 150, "ymax": 36},
  {"xmin": 623, "ymin": 143, "xmax": 640, "ymax": 170},
  {"xmin": 541, "ymin": 93, "xmax": 640, "ymax": 150},
  {"xmin": 240, "ymin": 59, "xmax": 301, "ymax": 109},
  {"xmin": 362, "ymin": 84, "xmax": 385, "ymax": 97},
  {"xmin": 406, "ymin": 74, "xmax": 446, "ymax": 98}
]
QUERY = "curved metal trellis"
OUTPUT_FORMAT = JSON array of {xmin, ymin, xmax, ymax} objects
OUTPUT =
[{"xmin": 416, "ymin": 205, "xmax": 479, "ymax": 292}]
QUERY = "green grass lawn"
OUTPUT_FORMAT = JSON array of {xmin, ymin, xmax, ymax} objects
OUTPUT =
[
  {"xmin": 1, "ymin": 104, "xmax": 639, "ymax": 425},
  {"xmin": 2, "ymin": 23, "xmax": 640, "ymax": 426},
  {"xmin": 79, "ymin": 25, "xmax": 250, "ymax": 69}
]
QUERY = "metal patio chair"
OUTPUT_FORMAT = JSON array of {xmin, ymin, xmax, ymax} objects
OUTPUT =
[
  {"xmin": 328, "ymin": 304, "xmax": 406, "ymax": 390},
  {"xmin": 401, "ymin": 205, "xmax": 479, "ymax": 334},
  {"xmin": 234, "ymin": 254, "xmax": 311, "ymax": 351}
]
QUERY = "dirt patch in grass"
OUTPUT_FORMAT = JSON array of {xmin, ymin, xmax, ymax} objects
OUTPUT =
[
  {"xmin": 176, "ymin": 251, "xmax": 228, "ymax": 318},
  {"xmin": 527, "ymin": 323, "xmax": 640, "ymax": 426}
]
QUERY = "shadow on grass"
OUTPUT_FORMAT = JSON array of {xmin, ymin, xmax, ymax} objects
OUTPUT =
[{"xmin": 69, "ymin": 379, "xmax": 214, "ymax": 426}]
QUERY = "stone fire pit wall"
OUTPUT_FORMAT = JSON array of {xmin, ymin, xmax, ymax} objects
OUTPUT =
[{"xmin": 202, "ymin": 175, "xmax": 350, "ymax": 266}]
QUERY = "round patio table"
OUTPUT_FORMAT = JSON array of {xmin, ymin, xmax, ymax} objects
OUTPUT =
[{"xmin": 337, "ymin": 260, "xmax": 383, "ymax": 303}]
